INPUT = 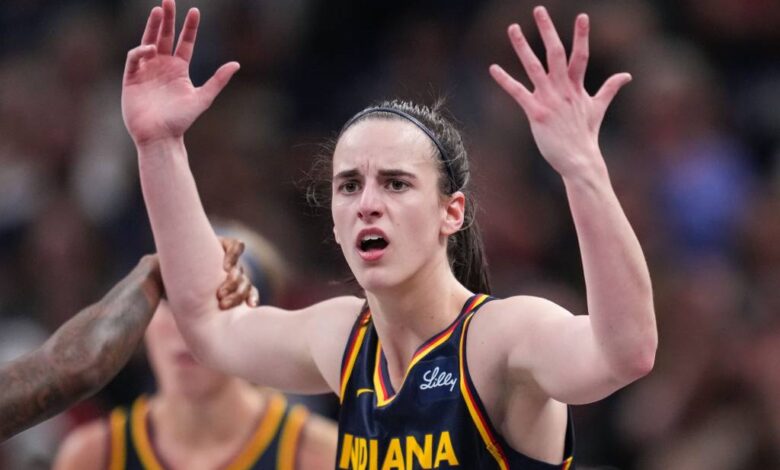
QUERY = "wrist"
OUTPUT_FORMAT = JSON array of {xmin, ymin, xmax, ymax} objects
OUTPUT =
[
  {"xmin": 136, "ymin": 255, "xmax": 164, "ymax": 303},
  {"xmin": 559, "ymin": 153, "xmax": 610, "ymax": 188},
  {"xmin": 135, "ymin": 136, "xmax": 186, "ymax": 157}
]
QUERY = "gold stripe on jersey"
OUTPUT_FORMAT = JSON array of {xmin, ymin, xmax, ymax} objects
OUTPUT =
[
  {"xmin": 458, "ymin": 312, "xmax": 510, "ymax": 469},
  {"xmin": 226, "ymin": 392, "xmax": 287, "ymax": 470},
  {"xmin": 130, "ymin": 397, "xmax": 164, "ymax": 470},
  {"xmin": 108, "ymin": 409, "xmax": 128, "ymax": 470},
  {"xmin": 277, "ymin": 404, "xmax": 309, "ymax": 470},
  {"xmin": 340, "ymin": 311, "xmax": 371, "ymax": 403}
]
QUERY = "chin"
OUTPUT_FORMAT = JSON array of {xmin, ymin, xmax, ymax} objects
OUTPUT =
[
  {"xmin": 354, "ymin": 268, "xmax": 410, "ymax": 294},
  {"xmin": 170, "ymin": 373, "xmax": 227, "ymax": 399}
]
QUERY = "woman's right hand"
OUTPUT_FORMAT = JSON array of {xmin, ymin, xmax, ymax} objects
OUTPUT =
[{"xmin": 121, "ymin": 0, "xmax": 239, "ymax": 146}]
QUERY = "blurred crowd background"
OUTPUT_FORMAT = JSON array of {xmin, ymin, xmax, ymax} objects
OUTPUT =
[{"xmin": 0, "ymin": 0, "xmax": 778, "ymax": 468}]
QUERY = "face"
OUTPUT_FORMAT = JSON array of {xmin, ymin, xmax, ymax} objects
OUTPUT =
[
  {"xmin": 331, "ymin": 119, "xmax": 464, "ymax": 292},
  {"xmin": 145, "ymin": 301, "xmax": 231, "ymax": 400}
]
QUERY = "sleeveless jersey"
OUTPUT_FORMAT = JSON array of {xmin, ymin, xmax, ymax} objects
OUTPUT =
[
  {"xmin": 337, "ymin": 294, "xmax": 575, "ymax": 469},
  {"xmin": 105, "ymin": 392, "xmax": 309, "ymax": 470}
]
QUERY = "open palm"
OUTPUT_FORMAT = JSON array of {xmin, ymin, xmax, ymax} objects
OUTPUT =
[
  {"xmin": 490, "ymin": 7, "xmax": 631, "ymax": 178},
  {"xmin": 122, "ymin": 0, "xmax": 239, "ymax": 146}
]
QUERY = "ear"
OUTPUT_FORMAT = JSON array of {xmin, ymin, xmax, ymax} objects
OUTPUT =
[
  {"xmin": 441, "ymin": 191, "xmax": 466, "ymax": 237},
  {"xmin": 333, "ymin": 224, "xmax": 341, "ymax": 245}
]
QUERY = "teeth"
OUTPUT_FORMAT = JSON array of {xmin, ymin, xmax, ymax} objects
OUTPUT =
[{"xmin": 362, "ymin": 235, "xmax": 383, "ymax": 242}]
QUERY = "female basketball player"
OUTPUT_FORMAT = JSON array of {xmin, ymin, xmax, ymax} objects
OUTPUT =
[{"xmin": 122, "ymin": 1, "xmax": 657, "ymax": 467}]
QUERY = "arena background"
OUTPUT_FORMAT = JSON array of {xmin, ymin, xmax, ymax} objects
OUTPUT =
[{"xmin": 0, "ymin": 0, "xmax": 778, "ymax": 468}]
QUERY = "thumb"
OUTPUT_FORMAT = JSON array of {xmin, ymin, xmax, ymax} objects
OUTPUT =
[
  {"xmin": 594, "ymin": 72, "xmax": 632, "ymax": 111},
  {"xmin": 199, "ymin": 61, "xmax": 240, "ymax": 106}
]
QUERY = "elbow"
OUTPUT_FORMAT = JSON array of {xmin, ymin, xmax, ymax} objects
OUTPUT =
[
  {"xmin": 628, "ymin": 346, "xmax": 656, "ymax": 379},
  {"xmin": 621, "ymin": 302, "xmax": 658, "ymax": 382},
  {"xmin": 616, "ymin": 337, "xmax": 657, "ymax": 383}
]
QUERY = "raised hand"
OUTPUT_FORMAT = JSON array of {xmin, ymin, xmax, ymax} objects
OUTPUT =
[
  {"xmin": 122, "ymin": 0, "xmax": 239, "ymax": 146},
  {"xmin": 490, "ymin": 6, "xmax": 631, "ymax": 179}
]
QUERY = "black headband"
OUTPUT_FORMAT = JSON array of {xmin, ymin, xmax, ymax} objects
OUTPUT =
[{"xmin": 341, "ymin": 107, "xmax": 458, "ymax": 191}]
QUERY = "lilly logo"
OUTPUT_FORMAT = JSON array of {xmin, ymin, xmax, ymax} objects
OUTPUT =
[{"xmin": 419, "ymin": 366, "xmax": 458, "ymax": 393}]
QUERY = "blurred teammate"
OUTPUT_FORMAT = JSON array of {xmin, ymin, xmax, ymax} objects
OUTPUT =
[
  {"xmin": 53, "ymin": 223, "xmax": 338, "ymax": 470},
  {"xmin": 0, "ymin": 239, "xmax": 250, "ymax": 443}
]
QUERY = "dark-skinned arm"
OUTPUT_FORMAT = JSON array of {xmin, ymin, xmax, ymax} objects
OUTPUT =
[
  {"xmin": 0, "ymin": 255, "xmax": 163, "ymax": 442},
  {"xmin": 0, "ymin": 237, "xmax": 253, "ymax": 442}
]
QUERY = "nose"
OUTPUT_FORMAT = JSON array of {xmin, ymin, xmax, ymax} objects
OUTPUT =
[{"xmin": 357, "ymin": 182, "xmax": 383, "ymax": 221}]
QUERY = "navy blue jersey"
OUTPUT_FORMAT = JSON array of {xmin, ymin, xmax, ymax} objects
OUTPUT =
[
  {"xmin": 106, "ymin": 392, "xmax": 309, "ymax": 470},
  {"xmin": 337, "ymin": 294, "xmax": 575, "ymax": 469}
]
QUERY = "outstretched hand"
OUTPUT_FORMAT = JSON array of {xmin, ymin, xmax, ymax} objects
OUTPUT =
[
  {"xmin": 490, "ymin": 6, "xmax": 630, "ymax": 179},
  {"xmin": 122, "ymin": 0, "xmax": 239, "ymax": 146}
]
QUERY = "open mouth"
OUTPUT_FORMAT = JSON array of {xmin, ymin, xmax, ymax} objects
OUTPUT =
[
  {"xmin": 356, "ymin": 229, "xmax": 390, "ymax": 261},
  {"xmin": 359, "ymin": 235, "xmax": 389, "ymax": 252}
]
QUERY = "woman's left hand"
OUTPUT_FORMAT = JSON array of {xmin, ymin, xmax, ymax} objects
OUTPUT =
[{"xmin": 490, "ymin": 6, "xmax": 631, "ymax": 178}]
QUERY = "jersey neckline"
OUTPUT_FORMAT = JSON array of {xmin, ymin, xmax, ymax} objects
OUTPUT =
[{"xmin": 373, "ymin": 293, "xmax": 490, "ymax": 406}]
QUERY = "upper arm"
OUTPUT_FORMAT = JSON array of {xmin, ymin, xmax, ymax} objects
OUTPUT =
[
  {"xmin": 178, "ymin": 296, "xmax": 363, "ymax": 394},
  {"xmin": 53, "ymin": 420, "xmax": 108, "ymax": 470},
  {"xmin": 472, "ymin": 296, "xmax": 623, "ymax": 405}
]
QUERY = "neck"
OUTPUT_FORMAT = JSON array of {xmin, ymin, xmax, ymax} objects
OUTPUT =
[
  {"xmin": 150, "ymin": 380, "xmax": 263, "ymax": 446},
  {"xmin": 366, "ymin": 255, "xmax": 472, "ymax": 386}
]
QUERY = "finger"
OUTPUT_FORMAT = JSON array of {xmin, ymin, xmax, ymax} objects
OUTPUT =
[
  {"xmin": 124, "ymin": 45, "xmax": 157, "ymax": 78},
  {"xmin": 141, "ymin": 6, "xmax": 163, "ymax": 46},
  {"xmin": 199, "ymin": 62, "xmax": 240, "ymax": 105},
  {"xmin": 507, "ymin": 24, "xmax": 547, "ymax": 89},
  {"xmin": 219, "ymin": 293, "xmax": 243, "ymax": 310},
  {"xmin": 235, "ymin": 276, "xmax": 251, "ymax": 299},
  {"xmin": 247, "ymin": 287, "xmax": 260, "ymax": 307},
  {"xmin": 157, "ymin": 0, "xmax": 176, "ymax": 55},
  {"xmin": 221, "ymin": 277, "xmax": 251, "ymax": 309},
  {"xmin": 594, "ymin": 72, "xmax": 632, "ymax": 110},
  {"xmin": 174, "ymin": 7, "xmax": 200, "ymax": 62},
  {"xmin": 533, "ymin": 6, "xmax": 568, "ymax": 83},
  {"xmin": 217, "ymin": 266, "xmax": 242, "ymax": 298},
  {"xmin": 217, "ymin": 276, "xmax": 240, "ymax": 299},
  {"xmin": 220, "ymin": 238, "xmax": 245, "ymax": 271},
  {"xmin": 568, "ymin": 14, "xmax": 589, "ymax": 86},
  {"xmin": 489, "ymin": 64, "xmax": 534, "ymax": 111}
]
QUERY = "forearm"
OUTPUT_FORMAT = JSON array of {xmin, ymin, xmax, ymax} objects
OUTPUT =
[
  {"xmin": 563, "ymin": 159, "xmax": 657, "ymax": 380},
  {"xmin": 137, "ymin": 137, "xmax": 225, "ymax": 317},
  {"xmin": 0, "ymin": 257, "xmax": 161, "ymax": 441}
]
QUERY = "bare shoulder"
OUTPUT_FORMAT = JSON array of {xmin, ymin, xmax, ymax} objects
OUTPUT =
[
  {"xmin": 471, "ymin": 295, "xmax": 574, "ymax": 337},
  {"xmin": 304, "ymin": 295, "xmax": 365, "ymax": 339},
  {"xmin": 466, "ymin": 296, "xmax": 576, "ymax": 382},
  {"xmin": 303, "ymin": 295, "xmax": 366, "ymax": 392},
  {"xmin": 53, "ymin": 419, "xmax": 109, "ymax": 470},
  {"xmin": 464, "ymin": 296, "xmax": 577, "ymax": 432},
  {"xmin": 297, "ymin": 411, "xmax": 339, "ymax": 470},
  {"xmin": 303, "ymin": 295, "xmax": 365, "ymax": 322}
]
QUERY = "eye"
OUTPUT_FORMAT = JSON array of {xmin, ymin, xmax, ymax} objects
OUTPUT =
[
  {"xmin": 387, "ymin": 179, "xmax": 409, "ymax": 192},
  {"xmin": 339, "ymin": 180, "xmax": 361, "ymax": 194}
]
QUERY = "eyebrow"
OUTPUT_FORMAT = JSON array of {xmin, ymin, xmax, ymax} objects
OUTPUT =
[
  {"xmin": 333, "ymin": 168, "xmax": 417, "ymax": 180},
  {"xmin": 333, "ymin": 169, "xmax": 360, "ymax": 180}
]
